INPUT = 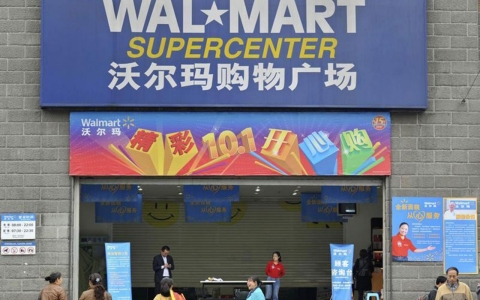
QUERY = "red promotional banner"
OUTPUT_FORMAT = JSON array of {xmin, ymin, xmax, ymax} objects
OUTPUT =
[{"xmin": 70, "ymin": 112, "xmax": 391, "ymax": 176}]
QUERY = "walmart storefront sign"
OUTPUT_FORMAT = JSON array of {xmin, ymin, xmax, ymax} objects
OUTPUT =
[{"xmin": 41, "ymin": 0, "xmax": 427, "ymax": 109}]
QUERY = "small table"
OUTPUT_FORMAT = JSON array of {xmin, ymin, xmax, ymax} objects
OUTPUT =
[{"xmin": 200, "ymin": 280, "xmax": 275, "ymax": 299}]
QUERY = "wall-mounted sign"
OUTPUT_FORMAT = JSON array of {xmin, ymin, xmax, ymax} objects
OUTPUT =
[
  {"xmin": 391, "ymin": 197, "xmax": 442, "ymax": 262},
  {"xmin": 41, "ymin": 0, "xmax": 427, "ymax": 109},
  {"xmin": 1, "ymin": 242, "xmax": 36, "ymax": 255},
  {"xmin": 443, "ymin": 197, "xmax": 478, "ymax": 274},
  {"xmin": 70, "ymin": 112, "xmax": 391, "ymax": 176},
  {"xmin": 1, "ymin": 214, "xmax": 36, "ymax": 240}
]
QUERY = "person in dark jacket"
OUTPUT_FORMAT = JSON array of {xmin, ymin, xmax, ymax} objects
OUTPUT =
[
  {"xmin": 353, "ymin": 249, "xmax": 374, "ymax": 300},
  {"xmin": 428, "ymin": 276, "xmax": 446, "ymax": 300},
  {"xmin": 153, "ymin": 246, "xmax": 175, "ymax": 295}
]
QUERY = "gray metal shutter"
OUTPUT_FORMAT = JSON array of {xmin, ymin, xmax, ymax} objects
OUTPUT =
[{"xmin": 113, "ymin": 197, "xmax": 343, "ymax": 288}]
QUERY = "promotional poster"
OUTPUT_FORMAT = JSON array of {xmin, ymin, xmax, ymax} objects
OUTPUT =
[
  {"xmin": 70, "ymin": 112, "xmax": 391, "ymax": 176},
  {"xmin": 391, "ymin": 197, "xmax": 443, "ymax": 262}
]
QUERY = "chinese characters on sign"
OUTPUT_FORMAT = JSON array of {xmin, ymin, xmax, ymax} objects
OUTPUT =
[
  {"xmin": 70, "ymin": 112, "xmax": 391, "ymax": 176},
  {"xmin": 1, "ymin": 214, "xmax": 36, "ymax": 240},
  {"xmin": 391, "ymin": 197, "xmax": 443, "ymax": 262},
  {"xmin": 443, "ymin": 198, "xmax": 478, "ymax": 274},
  {"xmin": 42, "ymin": 0, "xmax": 427, "ymax": 108},
  {"xmin": 330, "ymin": 244, "xmax": 354, "ymax": 300},
  {"xmin": 108, "ymin": 62, "xmax": 356, "ymax": 92},
  {"xmin": 105, "ymin": 243, "xmax": 132, "ymax": 300}
]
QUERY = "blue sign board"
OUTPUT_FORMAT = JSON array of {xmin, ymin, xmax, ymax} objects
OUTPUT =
[
  {"xmin": 81, "ymin": 184, "xmax": 139, "ymax": 202},
  {"xmin": 301, "ymin": 193, "xmax": 344, "ymax": 222},
  {"xmin": 105, "ymin": 243, "xmax": 132, "ymax": 300},
  {"xmin": 443, "ymin": 198, "xmax": 478, "ymax": 274},
  {"xmin": 95, "ymin": 195, "xmax": 143, "ymax": 223},
  {"xmin": 391, "ymin": 197, "xmax": 442, "ymax": 262},
  {"xmin": 1, "ymin": 214, "xmax": 35, "ymax": 221},
  {"xmin": 184, "ymin": 185, "xmax": 239, "ymax": 202},
  {"xmin": 185, "ymin": 200, "xmax": 232, "ymax": 223},
  {"xmin": 330, "ymin": 244, "xmax": 354, "ymax": 300},
  {"xmin": 41, "ymin": 0, "xmax": 427, "ymax": 109},
  {"xmin": 321, "ymin": 186, "xmax": 377, "ymax": 204}
]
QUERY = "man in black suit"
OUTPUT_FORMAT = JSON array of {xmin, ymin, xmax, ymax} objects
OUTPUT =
[{"xmin": 153, "ymin": 245, "xmax": 175, "ymax": 295}]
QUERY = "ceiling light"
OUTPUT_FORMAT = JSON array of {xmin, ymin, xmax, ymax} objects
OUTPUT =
[
  {"xmin": 178, "ymin": 192, "xmax": 183, "ymax": 195},
  {"xmin": 292, "ymin": 192, "xmax": 297, "ymax": 196},
  {"xmin": 255, "ymin": 186, "xmax": 260, "ymax": 192},
  {"xmin": 137, "ymin": 185, "xmax": 143, "ymax": 191}
]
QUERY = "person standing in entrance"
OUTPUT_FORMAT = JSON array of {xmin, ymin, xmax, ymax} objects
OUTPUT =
[
  {"xmin": 265, "ymin": 251, "xmax": 285, "ymax": 300},
  {"xmin": 153, "ymin": 246, "xmax": 175, "ymax": 296},
  {"xmin": 353, "ymin": 249, "xmax": 374, "ymax": 300}
]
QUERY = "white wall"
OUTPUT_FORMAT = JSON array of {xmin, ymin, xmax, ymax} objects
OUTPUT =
[{"xmin": 344, "ymin": 201, "xmax": 383, "ymax": 257}]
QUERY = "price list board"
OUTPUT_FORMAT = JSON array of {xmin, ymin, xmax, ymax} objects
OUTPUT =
[{"xmin": 1, "ymin": 214, "xmax": 36, "ymax": 240}]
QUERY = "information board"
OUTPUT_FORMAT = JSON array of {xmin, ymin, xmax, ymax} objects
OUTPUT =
[{"xmin": 1, "ymin": 214, "xmax": 36, "ymax": 240}]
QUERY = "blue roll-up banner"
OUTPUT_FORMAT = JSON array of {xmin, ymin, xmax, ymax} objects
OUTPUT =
[
  {"xmin": 330, "ymin": 244, "xmax": 354, "ymax": 300},
  {"xmin": 183, "ymin": 185, "xmax": 240, "ymax": 202},
  {"xmin": 185, "ymin": 200, "xmax": 232, "ymax": 223},
  {"xmin": 391, "ymin": 197, "xmax": 443, "ymax": 262},
  {"xmin": 105, "ymin": 243, "xmax": 132, "ymax": 300},
  {"xmin": 443, "ymin": 197, "xmax": 478, "ymax": 274},
  {"xmin": 81, "ymin": 184, "xmax": 139, "ymax": 202},
  {"xmin": 95, "ymin": 194, "xmax": 143, "ymax": 223},
  {"xmin": 321, "ymin": 186, "xmax": 377, "ymax": 203},
  {"xmin": 301, "ymin": 193, "xmax": 344, "ymax": 222}
]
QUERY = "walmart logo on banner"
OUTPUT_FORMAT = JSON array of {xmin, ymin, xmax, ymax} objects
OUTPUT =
[
  {"xmin": 183, "ymin": 185, "xmax": 238, "ymax": 222},
  {"xmin": 95, "ymin": 194, "xmax": 143, "ymax": 223},
  {"xmin": 321, "ymin": 186, "xmax": 378, "ymax": 204},
  {"xmin": 81, "ymin": 184, "xmax": 139, "ymax": 202},
  {"xmin": 183, "ymin": 185, "xmax": 239, "ymax": 202},
  {"xmin": 301, "ymin": 193, "xmax": 344, "ymax": 222}
]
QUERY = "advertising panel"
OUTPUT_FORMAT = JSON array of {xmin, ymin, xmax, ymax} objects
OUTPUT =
[
  {"xmin": 443, "ymin": 197, "xmax": 478, "ymax": 274},
  {"xmin": 105, "ymin": 243, "xmax": 132, "ymax": 300},
  {"xmin": 391, "ymin": 197, "xmax": 442, "ymax": 262},
  {"xmin": 70, "ymin": 112, "xmax": 391, "ymax": 176},
  {"xmin": 330, "ymin": 244, "xmax": 354, "ymax": 300},
  {"xmin": 41, "ymin": 0, "xmax": 427, "ymax": 109}
]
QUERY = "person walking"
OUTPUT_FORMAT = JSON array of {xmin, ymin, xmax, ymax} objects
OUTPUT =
[
  {"xmin": 79, "ymin": 273, "xmax": 112, "ymax": 300},
  {"xmin": 38, "ymin": 272, "xmax": 68, "ymax": 300},
  {"xmin": 435, "ymin": 267, "xmax": 473, "ymax": 300},
  {"xmin": 265, "ymin": 251, "xmax": 285, "ymax": 300},
  {"xmin": 153, "ymin": 246, "xmax": 175, "ymax": 295}
]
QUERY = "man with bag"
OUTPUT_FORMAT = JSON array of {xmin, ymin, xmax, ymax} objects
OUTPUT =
[{"xmin": 353, "ymin": 249, "xmax": 374, "ymax": 300}]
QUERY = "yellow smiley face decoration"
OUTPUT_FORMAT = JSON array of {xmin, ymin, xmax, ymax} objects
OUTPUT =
[
  {"xmin": 219, "ymin": 201, "xmax": 247, "ymax": 226},
  {"xmin": 143, "ymin": 201, "xmax": 180, "ymax": 228}
]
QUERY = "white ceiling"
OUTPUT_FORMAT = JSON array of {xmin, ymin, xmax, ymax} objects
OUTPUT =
[{"xmin": 139, "ymin": 184, "xmax": 322, "ymax": 200}]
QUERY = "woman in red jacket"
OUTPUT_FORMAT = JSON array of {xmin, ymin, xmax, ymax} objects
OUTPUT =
[{"xmin": 265, "ymin": 251, "xmax": 285, "ymax": 300}]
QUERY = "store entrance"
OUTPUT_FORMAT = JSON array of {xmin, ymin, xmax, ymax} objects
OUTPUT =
[{"xmin": 77, "ymin": 179, "xmax": 385, "ymax": 300}]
